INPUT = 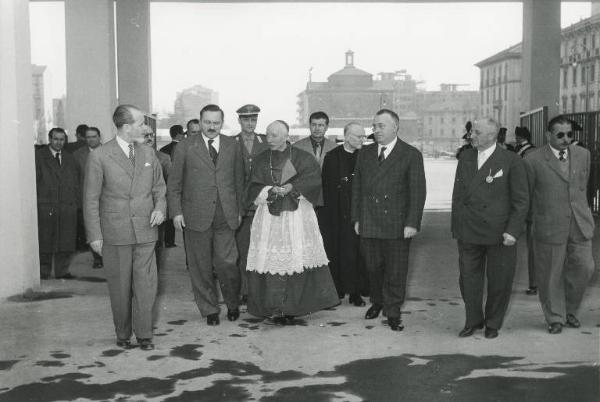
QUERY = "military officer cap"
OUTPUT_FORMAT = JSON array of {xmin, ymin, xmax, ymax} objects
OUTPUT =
[{"xmin": 237, "ymin": 104, "xmax": 261, "ymax": 117}]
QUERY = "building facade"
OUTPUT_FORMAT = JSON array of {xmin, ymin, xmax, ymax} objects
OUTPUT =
[
  {"xmin": 32, "ymin": 64, "xmax": 53, "ymax": 144},
  {"xmin": 173, "ymin": 85, "xmax": 219, "ymax": 124}
]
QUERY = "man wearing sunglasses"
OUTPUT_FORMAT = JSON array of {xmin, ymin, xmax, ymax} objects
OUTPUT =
[{"xmin": 524, "ymin": 116, "xmax": 595, "ymax": 334}]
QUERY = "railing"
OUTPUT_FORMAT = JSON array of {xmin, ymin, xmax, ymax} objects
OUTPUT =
[{"xmin": 519, "ymin": 106, "xmax": 548, "ymax": 147}]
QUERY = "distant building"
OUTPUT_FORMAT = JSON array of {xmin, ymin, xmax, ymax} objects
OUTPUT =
[
  {"xmin": 417, "ymin": 84, "xmax": 479, "ymax": 154},
  {"xmin": 296, "ymin": 50, "xmax": 420, "ymax": 140},
  {"xmin": 173, "ymin": 85, "xmax": 219, "ymax": 123},
  {"xmin": 52, "ymin": 97, "xmax": 66, "ymax": 131},
  {"xmin": 32, "ymin": 64, "xmax": 53, "ymax": 143}
]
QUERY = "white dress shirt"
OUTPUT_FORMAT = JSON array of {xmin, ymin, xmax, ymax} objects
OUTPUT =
[
  {"xmin": 116, "ymin": 135, "xmax": 133, "ymax": 157},
  {"xmin": 549, "ymin": 144, "xmax": 568, "ymax": 161},
  {"xmin": 477, "ymin": 143, "xmax": 496, "ymax": 170},
  {"xmin": 202, "ymin": 133, "xmax": 220, "ymax": 153},
  {"xmin": 49, "ymin": 147, "xmax": 62, "ymax": 164},
  {"xmin": 377, "ymin": 136, "xmax": 397, "ymax": 160}
]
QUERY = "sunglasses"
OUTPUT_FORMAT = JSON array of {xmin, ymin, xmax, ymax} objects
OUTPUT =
[{"xmin": 555, "ymin": 131, "xmax": 574, "ymax": 139}]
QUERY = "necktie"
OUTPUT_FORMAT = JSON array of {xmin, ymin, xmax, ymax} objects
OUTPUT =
[
  {"xmin": 54, "ymin": 152, "xmax": 61, "ymax": 167},
  {"xmin": 559, "ymin": 150, "xmax": 566, "ymax": 162},
  {"xmin": 314, "ymin": 142, "xmax": 322, "ymax": 159},
  {"xmin": 378, "ymin": 147, "xmax": 387, "ymax": 164},
  {"xmin": 244, "ymin": 136, "xmax": 254, "ymax": 154},
  {"xmin": 208, "ymin": 139, "xmax": 218, "ymax": 165},
  {"xmin": 128, "ymin": 144, "xmax": 135, "ymax": 166}
]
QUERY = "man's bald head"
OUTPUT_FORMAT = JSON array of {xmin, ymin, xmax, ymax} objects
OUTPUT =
[
  {"xmin": 344, "ymin": 122, "xmax": 366, "ymax": 151},
  {"xmin": 266, "ymin": 120, "xmax": 289, "ymax": 151},
  {"xmin": 471, "ymin": 117, "xmax": 500, "ymax": 151}
]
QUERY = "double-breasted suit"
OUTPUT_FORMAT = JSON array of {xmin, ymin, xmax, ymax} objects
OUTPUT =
[
  {"xmin": 234, "ymin": 132, "xmax": 269, "ymax": 298},
  {"xmin": 84, "ymin": 138, "xmax": 166, "ymax": 341},
  {"xmin": 451, "ymin": 146, "xmax": 529, "ymax": 330},
  {"xmin": 35, "ymin": 146, "xmax": 79, "ymax": 278},
  {"xmin": 167, "ymin": 134, "xmax": 244, "ymax": 317},
  {"xmin": 524, "ymin": 144, "xmax": 595, "ymax": 326},
  {"xmin": 351, "ymin": 139, "xmax": 426, "ymax": 318}
]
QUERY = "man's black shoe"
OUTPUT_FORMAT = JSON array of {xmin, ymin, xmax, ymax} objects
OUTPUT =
[
  {"xmin": 93, "ymin": 261, "xmax": 103, "ymax": 269},
  {"xmin": 548, "ymin": 322, "xmax": 563, "ymax": 334},
  {"xmin": 56, "ymin": 273, "xmax": 76, "ymax": 280},
  {"xmin": 484, "ymin": 327, "xmax": 498, "ymax": 339},
  {"xmin": 349, "ymin": 294, "xmax": 366, "ymax": 307},
  {"xmin": 137, "ymin": 338, "xmax": 154, "ymax": 351},
  {"xmin": 365, "ymin": 304, "xmax": 383, "ymax": 320},
  {"xmin": 207, "ymin": 313, "xmax": 220, "ymax": 326},
  {"xmin": 227, "ymin": 309, "xmax": 240, "ymax": 322},
  {"xmin": 525, "ymin": 286, "xmax": 538, "ymax": 295},
  {"xmin": 116, "ymin": 338, "xmax": 131, "ymax": 348},
  {"xmin": 565, "ymin": 314, "xmax": 581, "ymax": 328},
  {"xmin": 388, "ymin": 317, "xmax": 404, "ymax": 331},
  {"xmin": 165, "ymin": 243, "xmax": 177, "ymax": 248},
  {"xmin": 283, "ymin": 315, "xmax": 296, "ymax": 325},
  {"xmin": 458, "ymin": 323, "xmax": 484, "ymax": 337}
]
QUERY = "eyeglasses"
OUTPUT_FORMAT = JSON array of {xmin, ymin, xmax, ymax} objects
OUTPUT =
[{"xmin": 555, "ymin": 131, "xmax": 574, "ymax": 139}]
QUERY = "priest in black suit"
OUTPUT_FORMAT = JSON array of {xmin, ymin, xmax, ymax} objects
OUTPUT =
[
  {"xmin": 159, "ymin": 124, "xmax": 185, "ymax": 247},
  {"xmin": 322, "ymin": 122, "xmax": 369, "ymax": 306}
]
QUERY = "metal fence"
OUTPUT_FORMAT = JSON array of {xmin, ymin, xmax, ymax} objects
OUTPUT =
[{"xmin": 520, "ymin": 108, "xmax": 600, "ymax": 215}]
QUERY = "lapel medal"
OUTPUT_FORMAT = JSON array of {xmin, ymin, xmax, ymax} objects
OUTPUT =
[{"xmin": 485, "ymin": 168, "xmax": 493, "ymax": 184}]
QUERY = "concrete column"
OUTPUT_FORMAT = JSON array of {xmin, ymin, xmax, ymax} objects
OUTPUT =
[
  {"xmin": 0, "ymin": 0, "xmax": 40, "ymax": 297},
  {"xmin": 116, "ymin": 0, "xmax": 152, "ymax": 114},
  {"xmin": 65, "ymin": 0, "xmax": 117, "ymax": 142},
  {"xmin": 521, "ymin": 0, "xmax": 561, "ymax": 117},
  {"xmin": 593, "ymin": 1, "xmax": 600, "ymax": 17}
]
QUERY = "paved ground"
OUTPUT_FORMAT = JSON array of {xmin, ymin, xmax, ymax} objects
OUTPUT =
[{"xmin": 0, "ymin": 212, "xmax": 598, "ymax": 401}]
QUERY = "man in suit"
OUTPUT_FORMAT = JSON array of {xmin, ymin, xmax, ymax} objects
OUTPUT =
[
  {"xmin": 73, "ymin": 126, "xmax": 103, "ymax": 268},
  {"xmin": 36, "ymin": 127, "xmax": 80, "ymax": 280},
  {"xmin": 524, "ymin": 116, "xmax": 595, "ymax": 334},
  {"xmin": 233, "ymin": 104, "xmax": 269, "ymax": 303},
  {"xmin": 186, "ymin": 119, "xmax": 201, "ymax": 136},
  {"xmin": 64, "ymin": 124, "xmax": 88, "ymax": 154},
  {"xmin": 168, "ymin": 104, "xmax": 244, "ymax": 326},
  {"xmin": 452, "ymin": 117, "xmax": 529, "ymax": 339},
  {"xmin": 322, "ymin": 122, "xmax": 369, "ymax": 305},
  {"xmin": 352, "ymin": 109, "xmax": 426, "ymax": 331},
  {"xmin": 159, "ymin": 124, "xmax": 184, "ymax": 248},
  {"xmin": 84, "ymin": 104, "xmax": 166, "ymax": 350}
]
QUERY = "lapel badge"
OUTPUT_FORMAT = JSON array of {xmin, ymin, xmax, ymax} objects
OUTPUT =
[{"xmin": 485, "ymin": 169, "xmax": 494, "ymax": 184}]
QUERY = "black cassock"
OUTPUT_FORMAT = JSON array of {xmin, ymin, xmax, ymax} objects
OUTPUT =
[{"xmin": 321, "ymin": 146, "xmax": 369, "ymax": 297}]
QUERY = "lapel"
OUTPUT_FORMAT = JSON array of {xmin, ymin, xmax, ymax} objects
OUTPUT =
[
  {"xmin": 133, "ymin": 142, "xmax": 145, "ymax": 179},
  {"xmin": 465, "ymin": 146, "xmax": 503, "ymax": 198},
  {"xmin": 543, "ymin": 145, "xmax": 569, "ymax": 183},
  {"xmin": 371, "ymin": 140, "xmax": 403, "ymax": 182},
  {"xmin": 191, "ymin": 134, "xmax": 216, "ymax": 170},
  {"xmin": 107, "ymin": 139, "xmax": 135, "ymax": 178},
  {"xmin": 44, "ymin": 146, "xmax": 62, "ymax": 178},
  {"xmin": 252, "ymin": 134, "xmax": 267, "ymax": 157},
  {"xmin": 216, "ymin": 134, "xmax": 229, "ymax": 169}
]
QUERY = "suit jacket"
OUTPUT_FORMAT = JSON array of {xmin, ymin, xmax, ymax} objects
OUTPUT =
[
  {"xmin": 35, "ymin": 146, "xmax": 79, "ymax": 253},
  {"xmin": 524, "ymin": 144, "xmax": 595, "ymax": 244},
  {"xmin": 451, "ymin": 146, "xmax": 529, "ymax": 245},
  {"xmin": 167, "ymin": 134, "xmax": 244, "ymax": 232},
  {"xmin": 72, "ymin": 146, "xmax": 91, "ymax": 207},
  {"xmin": 351, "ymin": 140, "xmax": 426, "ymax": 239},
  {"xmin": 83, "ymin": 139, "xmax": 167, "ymax": 246},
  {"xmin": 159, "ymin": 141, "xmax": 179, "ymax": 158},
  {"xmin": 293, "ymin": 136, "xmax": 337, "ymax": 206},
  {"xmin": 234, "ymin": 132, "xmax": 269, "ymax": 184}
]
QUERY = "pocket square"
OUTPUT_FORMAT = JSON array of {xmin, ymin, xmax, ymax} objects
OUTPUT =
[
  {"xmin": 144, "ymin": 162, "xmax": 151, "ymax": 167},
  {"xmin": 492, "ymin": 169, "xmax": 503, "ymax": 178}
]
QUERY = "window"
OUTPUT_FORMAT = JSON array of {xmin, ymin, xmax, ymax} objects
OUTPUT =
[
  {"xmin": 440, "ymin": 116, "xmax": 444, "ymax": 124},
  {"xmin": 582, "ymin": 65, "xmax": 586, "ymax": 85},
  {"xmin": 571, "ymin": 95, "xmax": 577, "ymax": 112},
  {"xmin": 593, "ymin": 33, "xmax": 596, "ymax": 49},
  {"xmin": 563, "ymin": 68, "xmax": 568, "ymax": 88},
  {"xmin": 573, "ymin": 66, "xmax": 577, "ymax": 86},
  {"xmin": 504, "ymin": 85, "xmax": 507, "ymax": 99},
  {"xmin": 591, "ymin": 63, "xmax": 596, "ymax": 82},
  {"xmin": 562, "ymin": 96, "xmax": 568, "ymax": 113}
]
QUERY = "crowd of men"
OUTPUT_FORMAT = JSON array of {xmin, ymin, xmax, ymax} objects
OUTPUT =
[{"xmin": 34, "ymin": 102, "xmax": 595, "ymax": 350}]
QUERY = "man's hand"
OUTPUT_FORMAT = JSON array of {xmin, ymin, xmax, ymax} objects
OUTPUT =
[
  {"xmin": 404, "ymin": 226, "xmax": 418, "ymax": 239},
  {"xmin": 90, "ymin": 240, "xmax": 103, "ymax": 256},
  {"xmin": 238, "ymin": 215, "xmax": 242, "ymax": 225},
  {"xmin": 150, "ymin": 210, "xmax": 165, "ymax": 227},
  {"xmin": 354, "ymin": 222, "xmax": 360, "ymax": 235},
  {"xmin": 502, "ymin": 232, "xmax": 516, "ymax": 246},
  {"xmin": 173, "ymin": 214, "xmax": 186, "ymax": 231}
]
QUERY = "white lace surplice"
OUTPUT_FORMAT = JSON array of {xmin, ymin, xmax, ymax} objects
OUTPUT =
[{"xmin": 246, "ymin": 186, "xmax": 329, "ymax": 275}]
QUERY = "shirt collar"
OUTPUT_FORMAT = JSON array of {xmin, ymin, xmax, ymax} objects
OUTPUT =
[
  {"xmin": 343, "ymin": 143, "xmax": 356, "ymax": 153},
  {"xmin": 378, "ymin": 136, "xmax": 397, "ymax": 152},
  {"xmin": 202, "ymin": 133, "xmax": 220, "ymax": 148},
  {"xmin": 549, "ymin": 144, "xmax": 568, "ymax": 160},
  {"xmin": 48, "ymin": 146, "xmax": 60, "ymax": 157},
  {"xmin": 477, "ymin": 142, "xmax": 496, "ymax": 159}
]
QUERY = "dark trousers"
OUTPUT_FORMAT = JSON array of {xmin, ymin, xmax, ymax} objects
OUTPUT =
[
  {"xmin": 184, "ymin": 202, "xmax": 240, "ymax": 317},
  {"xmin": 75, "ymin": 209, "xmax": 87, "ymax": 251},
  {"xmin": 163, "ymin": 219, "xmax": 175, "ymax": 246},
  {"xmin": 360, "ymin": 237, "xmax": 411, "ymax": 318},
  {"xmin": 235, "ymin": 213, "xmax": 254, "ymax": 297},
  {"xmin": 103, "ymin": 242, "xmax": 157, "ymax": 340},
  {"xmin": 526, "ymin": 222, "xmax": 536, "ymax": 288},
  {"xmin": 329, "ymin": 231, "xmax": 369, "ymax": 297},
  {"xmin": 40, "ymin": 251, "xmax": 73, "ymax": 278},
  {"xmin": 457, "ymin": 240, "xmax": 516, "ymax": 330}
]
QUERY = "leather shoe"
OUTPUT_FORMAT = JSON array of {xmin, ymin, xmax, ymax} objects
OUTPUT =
[
  {"xmin": 565, "ymin": 314, "xmax": 581, "ymax": 328},
  {"xmin": 165, "ymin": 243, "xmax": 176, "ymax": 248},
  {"xmin": 92, "ymin": 261, "xmax": 103, "ymax": 269},
  {"xmin": 56, "ymin": 273, "xmax": 76, "ymax": 280},
  {"xmin": 137, "ymin": 338, "xmax": 154, "ymax": 351},
  {"xmin": 388, "ymin": 317, "xmax": 404, "ymax": 331},
  {"xmin": 548, "ymin": 322, "xmax": 563, "ymax": 334},
  {"xmin": 525, "ymin": 286, "xmax": 538, "ymax": 295},
  {"xmin": 365, "ymin": 304, "xmax": 383, "ymax": 320},
  {"xmin": 227, "ymin": 308, "xmax": 240, "ymax": 322},
  {"xmin": 458, "ymin": 323, "xmax": 484, "ymax": 337},
  {"xmin": 349, "ymin": 294, "xmax": 366, "ymax": 307},
  {"xmin": 116, "ymin": 338, "xmax": 131, "ymax": 348},
  {"xmin": 207, "ymin": 313, "xmax": 220, "ymax": 326},
  {"xmin": 484, "ymin": 327, "xmax": 498, "ymax": 339},
  {"xmin": 283, "ymin": 315, "xmax": 296, "ymax": 325}
]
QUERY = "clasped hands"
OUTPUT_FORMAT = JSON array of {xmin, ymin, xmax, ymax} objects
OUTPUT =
[
  {"xmin": 354, "ymin": 222, "xmax": 418, "ymax": 239},
  {"xmin": 269, "ymin": 183, "xmax": 293, "ymax": 197}
]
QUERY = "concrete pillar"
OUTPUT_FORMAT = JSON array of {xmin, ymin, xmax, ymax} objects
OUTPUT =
[
  {"xmin": 0, "ymin": 0, "xmax": 40, "ymax": 297},
  {"xmin": 521, "ymin": 0, "xmax": 561, "ymax": 117},
  {"xmin": 116, "ymin": 0, "xmax": 152, "ymax": 114},
  {"xmin": 65, "ymin": 0, "xmax": 117, "ymax": 142},
  {"xmin": 593, "ymin": 1, "xmax": 600, "ymax": 17}
]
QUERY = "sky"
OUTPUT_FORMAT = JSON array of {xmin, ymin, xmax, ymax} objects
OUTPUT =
[{"xmin": 30, "ymin": 1, "xmax": 592, "ymax": 131}]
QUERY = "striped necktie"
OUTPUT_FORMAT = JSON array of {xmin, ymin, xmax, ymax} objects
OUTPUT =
[{"xmin": 128, "ymin": 144, "xmax": 135, "ymax": 166}]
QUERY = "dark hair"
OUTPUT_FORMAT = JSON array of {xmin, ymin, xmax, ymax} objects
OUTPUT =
[
  {"xmin": 169, "ymin": 124, "xmax": 184, "ymax": 139},
  {"xmin": 86, "ymin": 127, "xmax": 101, "ymax": 136},
  {"xmin": 112, "ymin": 104, "xmax": 138, "ymax": 129},
  {"xmin": 547, "ymin": 115, "xmax": 573, "ymax": 132},
  {"xmin": 48, "ymin": 127, "xmax": 66, "ymax": 140},
  {"xmin": 309, "ymin": 111, "xmax": 329, "ymax": 125},
  {"xmin": 75, "ymin": 124, "xmax": 89, "ymax": 138},
  {"xmin": 497, "ymin": 127, "xmax": 507, "ymax": 144},
  {"xmin": 186, "ymin": 119, "xmax": 200, "ymax": 130},
  {"xmin": 376, "ymin": 109, "xmax": 400, "ymax": 127},
  {"xmin": 515, "ymin": 126, "xmax": 531, "ymax": 142},
  {"xmin": 275, "ymin": 120, "xmax": 290, "ymax": 132},
  {"xmin": 200, "ymin": 104, "xmax": 224, "ymax": 121}
]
